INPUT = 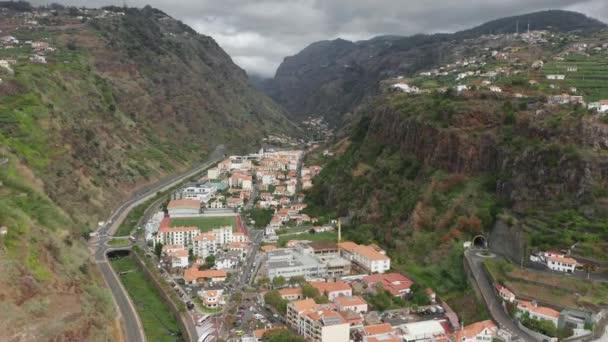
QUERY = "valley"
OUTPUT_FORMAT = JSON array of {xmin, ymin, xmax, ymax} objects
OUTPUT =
[{"xmin": 0, "ymin": 3, "xmax": 607, "ymax": 342}]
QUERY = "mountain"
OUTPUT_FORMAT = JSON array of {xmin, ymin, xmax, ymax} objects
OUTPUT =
[
  {"xmin": 304, "ymin": 90, "xmax": 608, "ymax": 318},
  {"xmin": 260, "ymin": 10, "xmax": 606, "ymax": 126},
  {"xmin": 0, "ymin": 4, "xmax": 294, "ymax": 340}
]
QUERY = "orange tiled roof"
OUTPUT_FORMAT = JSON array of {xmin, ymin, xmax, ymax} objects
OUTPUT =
[
  {"xmin": 353, "ymin": 244, "xmax": 389, "ymax": 261},
  {"xmin": 167, "ymin": 199, "xmax": 201, "ymax": 209},
  {"xmin": 518, "ymin": 301, "xmax": 560, "ymax": 318},
  {"xmin": 363, "ymin": 323, "xmax": 394, "ymax": 336},
  {"xmin": 310, "ymin": 281, "xmax": 351, "ymax": 295},
  {"xmin": 453, "ymin": 320, "xmax": 497, "ymax": 340},
  {"xmin": 261, "ymin": 245, "xmax": 276, "ymax": 252},
  {"xmin": 337, "ymin": 241, "xmax": 358, "ymax": 253},
  {"xmin": 183, "ymin": 267, "xmax": 227, "ymax": 282},
  {"xmin": 290, "ymin": 298, "xmax": 316, "ymax": 312},
  {"xmin": 278, "ymin": 287, "xmax": 302, "ymax": 296},
  {"xmin": 334, "ymin": 295, "xmax": 367, "ymax": 307},
  {"xmin": 547, "ymin": 255, "xmax": 577, "ymax": 265}
]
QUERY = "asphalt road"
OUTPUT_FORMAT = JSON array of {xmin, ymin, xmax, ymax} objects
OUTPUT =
[
  {"xmin": 92, "ymin": 145, "xmax": 225, "ymax": 342},
  {"xmin": 465, "ymin": 250, "xmax": 537, "ymax": 341}
]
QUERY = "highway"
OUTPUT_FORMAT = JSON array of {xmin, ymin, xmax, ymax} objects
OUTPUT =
[{"xmin": 91, "ymin": 145, "xmax": 225, "ymax": 342}]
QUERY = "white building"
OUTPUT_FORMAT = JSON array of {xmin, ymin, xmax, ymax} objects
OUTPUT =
[
  {"xmin": 546, "ymin": 74, "xmax": 565, "ymax": 80},
  {"xmin": 155, "ymin": 226, "xmax": 200, "ymax": 246},
  {"xmin": 338, "ymin": 242, "xmax": 390, "ymax": 274},
  {"xmin": 199, "ymin": 288, "xmax": 224, "ymax": 309},
  {"xmin": 395, "ymin": 320, "xmax": 448, "ymax": 341},
  {"xmin": 454, "ymin": 320, "xmax": 498, "ymax": 342},
  {"xmin": 547, "ymin": 256, "xmax": 577, "ymax": 273},
  {"xmin": 287, "ymin": 299, "xmax": 350, "ymax": 342},
  {"xmin": 517, "ymin": 301, "xmax": 560, "ymax": 327}
]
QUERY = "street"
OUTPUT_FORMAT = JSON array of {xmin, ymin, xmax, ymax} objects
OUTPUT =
[
  {"xmin": 91, "ymin": 145, "xmax": 225, "ymax": 342},
  {"xmin": 465, "ymin": 250, "xmax": 536, "ymax": 341}
]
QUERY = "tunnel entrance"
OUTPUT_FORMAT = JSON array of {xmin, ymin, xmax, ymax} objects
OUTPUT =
[
  {"xmin": 106, "ymin": 249, "xmax": 131, "ymax": 259},
  {"xmin": 472, "ymin": 235, "xmax": 488, "ymax": 249}
]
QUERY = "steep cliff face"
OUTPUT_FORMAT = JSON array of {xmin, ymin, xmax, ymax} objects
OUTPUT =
[
  {"xmin": 358, "ymin": 96, "xmax": 608, "ymax": 207},
  {"xmin": 0, "ymin": 5, "xmax": 294, "ymax": 341},
  {"xmin": 261, "ymin": 10, "xmax": 606, "ymax": 125}
]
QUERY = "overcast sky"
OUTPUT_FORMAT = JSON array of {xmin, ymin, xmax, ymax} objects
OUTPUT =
[{"xmin": 32, "ymin": 0, "xmax": 608, "ymax": 77}]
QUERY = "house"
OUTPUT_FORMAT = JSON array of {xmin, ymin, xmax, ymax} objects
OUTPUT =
[
  {"xmin": 547, "ymin": 256, "xmax": 577, "ymax": 273},
  {"xmin": 363, "ymin": 273, "xmax": 413, "ymax": 297},
  {"xmin": 390, "ymin": 83, "xmax": 420, "ymax": 94},
  {"xmin": 489, "ymin": 85, "xmax": 502, "ymax": 93},
  {"xmin": 215, "ymin": 254, "xmax": 239, "ymax": 269},
  {"xmin": 0, "ymin": 226, "xmax": 7, "ymax": 235},
  {"xmin": 30, "ymin": 54, "xmax": 46, "ymax": 64},
  {"xmin": 455, "ymin": 84, "xmax": 469, "ymax": 92},
  {"xmin": 309, "ymin": 281, "xmax": 352, "ymax": 301},
  {"xmin": 495, "ymin": 284, "xmax": 515, "ymax": 303},
  {"xmin": 517, "ymin": 301, "xmax": 560, "ymax": 326},
  {"xmin": 546, "ymin": 74, "xmax": 565, "ymax": 80},
  {"xmin": 591, "ymin": 100, "xmax": 608, "ymax": 113},
  {"xmin": 199, "ymin": 288, "xmax": 224, "ymax": 309},
  {"xmin": 453, "ymin": 320, "xmax": 497, "ymax": 342},
  {"xmin": 278, "ymin": 287, "xmax": 303, "ymax": 301},
  {"xmin": 334, "ymin": 296, "xmax": 368, "ymax": 313},
  {"xmin": 183, "ymin": 267, "xmax": 227, "ymax": 284},
  {"xmin": 167, "ymin": 199, "xmax": 201, "ymax": 216}
]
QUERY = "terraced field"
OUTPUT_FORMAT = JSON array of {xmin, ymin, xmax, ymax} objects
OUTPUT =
[{"xmin": 543, "ymin": 54, "xmax": 608, "ymax": 101}]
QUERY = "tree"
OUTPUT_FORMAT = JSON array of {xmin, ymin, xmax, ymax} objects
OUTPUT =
[
  {"xmin": 257, "ymin": 276, "xmax": 270, "ymax": 288},
  {"xmin": 272, "ymin": 276, "xmax": 286, "ymax": 288},
  {"xmin": 264, "ymin": 290, "xmax": 288, "ymax": 314},
  {"xmin": 302, "ymin": 283, "xmax": 321, "ymax": 299},
  {"xmin": 409, "ymin": 284, "xmax": 431, "ymax": 306},
  {"xmin": 289, "ymin": 276, "xmax": 306, "ymax": 286},
  {"xmin": 154, "ymin": 242, "xmax": 163, "ymax": 258}
]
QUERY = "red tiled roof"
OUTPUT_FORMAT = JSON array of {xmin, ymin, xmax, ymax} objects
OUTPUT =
[{"xmin": 363, "ymin": 273, "xmax": 413, "ymax": 296}]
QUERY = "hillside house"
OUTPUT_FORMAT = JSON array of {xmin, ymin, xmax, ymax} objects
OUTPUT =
[{"xmin": 547, "ymin": 256, "xmax": 577, "ymax": 273}]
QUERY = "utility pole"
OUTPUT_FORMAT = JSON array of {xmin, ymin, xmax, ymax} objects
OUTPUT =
[{"xmin": 516, "ymin": 20, "xmax": 519, "ymax": 35}]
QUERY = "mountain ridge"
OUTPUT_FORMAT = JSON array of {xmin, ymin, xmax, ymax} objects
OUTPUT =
[{"xmin": 259, "ymin": 10, "xmax": 607, "ymax": 125}]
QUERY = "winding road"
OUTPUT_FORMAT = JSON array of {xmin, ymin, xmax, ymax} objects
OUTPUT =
[{"xmin": 91, "ymin": 146, "xmax": 225, "ymax": 342}]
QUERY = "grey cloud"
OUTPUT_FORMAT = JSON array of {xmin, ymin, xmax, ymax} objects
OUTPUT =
[{"xmin": 31, "ymin": 0, "xmax": 608, "ymax": 77}]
